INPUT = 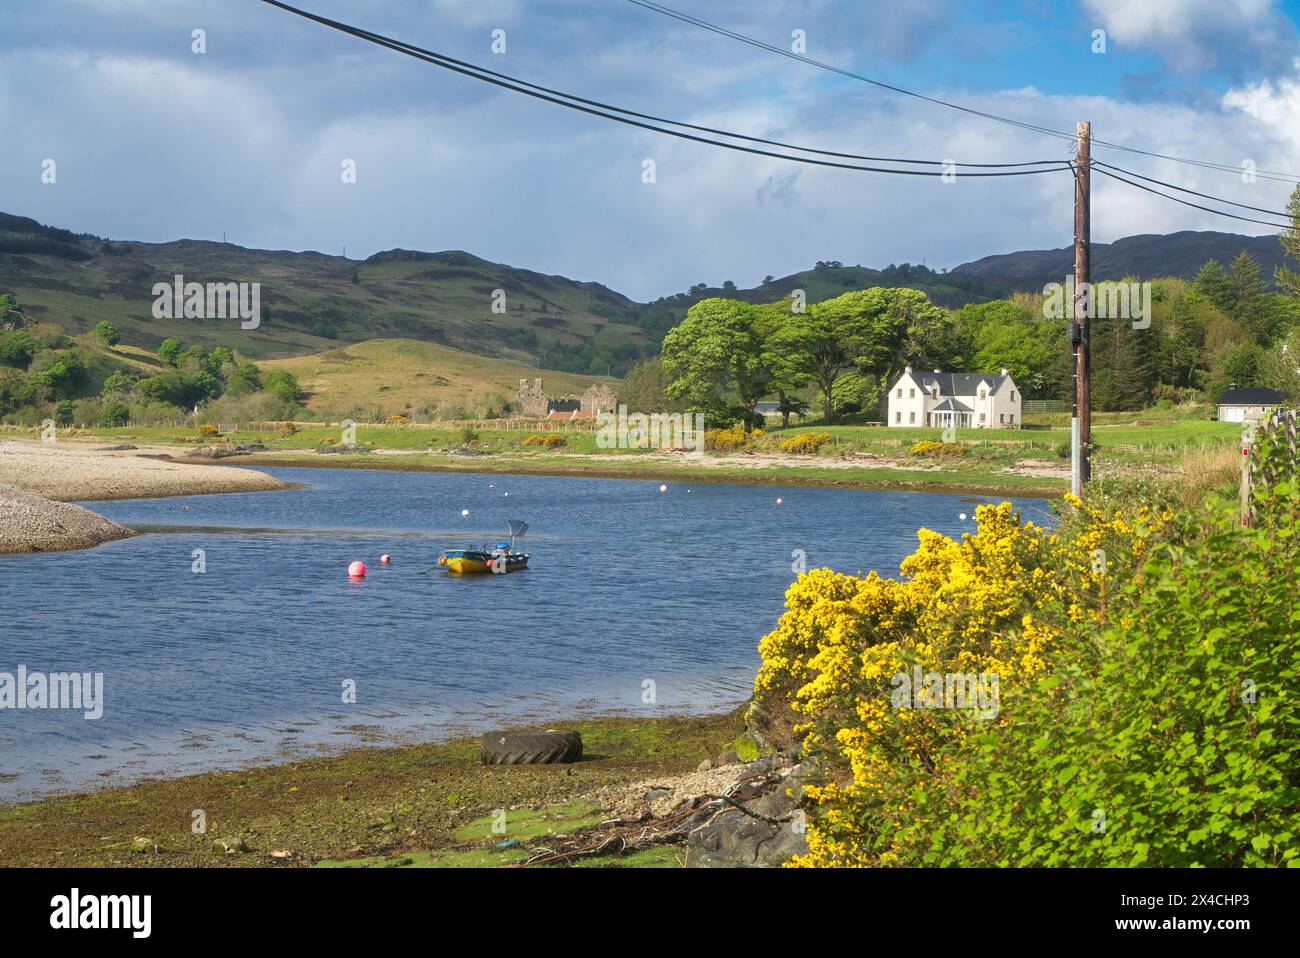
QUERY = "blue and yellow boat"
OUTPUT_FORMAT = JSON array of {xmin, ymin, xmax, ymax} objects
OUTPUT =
[{"xmin": 438, "ymin": 521, "xmax": 530, "ymax": 575}]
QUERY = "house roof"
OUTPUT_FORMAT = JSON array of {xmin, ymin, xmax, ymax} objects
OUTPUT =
[
  {"xmin": 1217, "ymin": 386, "xmax": 1283, "ymax": 406},
  {"xmin": 913, "ymin": 372, "xmax": 1008, "ymax": 396},
  {"xmin": 932, "ymin": 398, "xmax": 973, "ymax": 412},
  {"xmin": 545, "ymin": 409, "xmax": 593, "ymax": 420}
]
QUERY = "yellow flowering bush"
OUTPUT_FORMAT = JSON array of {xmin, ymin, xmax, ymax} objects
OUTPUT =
[
  {"xmin": 908, "ymin": 439, "xmax": 965, "ymax": 458},
  {"xmin": 521, "ymin": 434, "xmax": 566, "ymax": 448},
  {"xmin": 778, "ymin": 432, "xmax": 833, "ymax": 455},
  {"xmin": 705, "ymin": 427, "xmax": 752, "ymax": 452},
  {"xmin": 753, "ymin": 496, "xmax": 1168, "ymax": 867}
]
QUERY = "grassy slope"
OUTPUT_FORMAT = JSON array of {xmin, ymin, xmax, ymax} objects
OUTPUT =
[
  {"xmin": 0, "ymin": 237, "xmax": 648, "ymax": 361},
  {"xmin": 258, "ymin": 338, "xmax": 616, "ymax": 417}
]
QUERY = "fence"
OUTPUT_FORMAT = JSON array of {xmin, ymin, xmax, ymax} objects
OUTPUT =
[{"xmin": 1023, "ymin": 400, "xmax": 1066, "ymax": 414}]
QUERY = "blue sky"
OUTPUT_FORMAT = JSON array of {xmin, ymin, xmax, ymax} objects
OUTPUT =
[{"xmin": 5, "ymin": 0, "xmax": 1300, "ymax": 300}]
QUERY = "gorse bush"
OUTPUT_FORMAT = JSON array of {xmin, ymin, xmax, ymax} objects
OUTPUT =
[
  {"xmin": 521, "ymin": 434, "xmax": 566, "ymax": 448},
  {"xmin": 908, "ymin": 438, "xmax": 966, "ymax": 458},
  {"xmin": 778, "ymin": 432, "xmax": 832, "ymax": 455},
  {"xmin": 705, "ymin": 427, "xmax": 752, "ymax": 452},
  {"xmin": 755, "ymin": 431, "xmax": 1298, "ymax": 867}
]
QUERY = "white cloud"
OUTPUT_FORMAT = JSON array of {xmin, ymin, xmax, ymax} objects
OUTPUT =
[{"xmin": 1083, "ymin": 0, "xmax": 1297, "ymax": 74}]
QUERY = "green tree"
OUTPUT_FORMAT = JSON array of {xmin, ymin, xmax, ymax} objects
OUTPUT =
[
  {"xmin": 1193, "ymin": 259, "xmax": 1233, "ymax": 313},
  {"xmin": 1275, "ymin": 183, "xmax": 1300, "ymax": 298},
  {"xmin": 101, "ymin": 370, "xmax": 137, "ymax": 396},
  {"xmin": 616, "ymin": 357, "xmax": 681, "ymax": 414},
  {"xmin": 0, "ymin": 294, "xmax": 27, "ymax": 329},
  {"xmin": 662, "ymin": 298, "xmax": 769, "ymax": 428},
  {"xmin": 0, "ymin": 330, "xmax": 48, "ymax": 368},
  {"xmin": 92, "ymin": 320, "xmax": 120, "ymax": 347},
  {"xmin": 102, "ymin": 400, "xmax": 130, "ymax": 427},
  {"xmin": 55, "ymin": 399, "xmax": 76, "ymax": 427},
  {"xmin": 158, "ymin": 338, "xmax": 184, "ymax": 366},
  {"xmin": 1229, "ymin": 251, "xmax": 1264, "ymax": 338},
  {"xmin": 262, "ymin": 369, "xmax": 301, "ymax": 405}
]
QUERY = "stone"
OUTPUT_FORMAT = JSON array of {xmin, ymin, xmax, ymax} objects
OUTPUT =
[{"xmin": 696, "ymin": 759, "xmax": 713, "ymax": 772}]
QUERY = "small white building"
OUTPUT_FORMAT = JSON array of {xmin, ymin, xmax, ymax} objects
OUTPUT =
[
  {"xmin": 887, "ymin": 367, "xmax": 1022, "ymax": 429},
  {"xmin": 1216, "ymin": 385, "xmax": 1283, "ymax": 423}
]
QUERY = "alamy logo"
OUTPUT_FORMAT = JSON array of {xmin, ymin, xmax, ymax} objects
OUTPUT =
[
  {"xmin": 0, "ymin": 665, "xmax": 103, "ymax": 719},
  {"xmin": 1042, "ymin": 277, "xmax": 1151, "ymax": 329},
  {"xmin": 152, "ymin": 274, "xmax": 261, "ymax": 329},
  {"xmin": 50, "ymin": 889, "xmax": 151, "ymax": 938},
  {"xmin": 596, "ymin": 405, "xmax": 705, "ymax": 459},
  {"xmin": 890, "ymin": 666, "xmax": 999, "ymax": 720}
]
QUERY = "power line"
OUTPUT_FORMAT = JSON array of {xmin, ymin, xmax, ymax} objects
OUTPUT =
[
  {"xmin": 259, "ymin": 0, "xmax": 1070, "ymax": 177},
  {"xmin": 1092, "ymin": 160, "xmax": 1292, "ymax": 219},
  {"xmin": 628, "ymin": 0, "xmax": 1300, "ymax": 184},
  {"xmin": 1092, "ymin": 166, "xmax": 1291, "ymax": 230}
]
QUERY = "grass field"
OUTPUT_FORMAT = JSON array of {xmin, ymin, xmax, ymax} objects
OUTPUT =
[{"xmin": 258, "ymin": 338, "xmax": 615, "ymax": 420}]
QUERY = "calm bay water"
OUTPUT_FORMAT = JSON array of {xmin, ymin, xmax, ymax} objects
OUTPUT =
[{"xmin": 0, "ymin": 466, "xmax": 1051, "ymax": 801}]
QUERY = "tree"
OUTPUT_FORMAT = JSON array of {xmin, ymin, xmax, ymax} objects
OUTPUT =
[
  {"xmin": 0, "ymin": 330, "xmax": 47, "ymax": 368},
  {"xmin": 158, "ymin": 338, "xmax": 184, "ymax": 366},
  {"xmin": 0, "ymin": 294, "xmax": 27, "ymax": 329},
  {"xmin": 102, "ymin": 401, "xmax": 130, "ymax": 427},
  {"xmin": 262, "ymin": 369, "xmax": 301, "ymax": 405},
  {"xmin": 102, "ymin": 370, "xmax": 137, "ymax": 395},
  {"xmin": 616, "ymin": 357, "xmax": 681, "ymax": 414},
  {"xmin": 769, "ymin": 291, "xmax": 889, "ymax": 423},
  {"xmin": 1276, "ymin": 184, "xmax": 1300, "ymax": 298},
  {"xmin": 1193, "ymin": 260, "xmax": 1233, "ymax": 313},
  {"xmin": 661, "ymin": 298, "xmax": 769, "ymax": 428},
  {"xmin": 1228, "ymin": 251, "xmax": 1264, "ymax": 338},
  {"xmin": 92, "ymin": 321, "xmax": 120, "ymax": 347}
]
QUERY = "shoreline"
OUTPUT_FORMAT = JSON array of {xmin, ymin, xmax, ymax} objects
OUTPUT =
[
  {"xmin": 0, "ymin": 708, "xmax": 748, "ymax": 868},
  {"xmin": 0, "ymin": 440, "xmax": 288, "ymax": 554},
  {"xmin": 193, "ymin": 450, "xmax": 1064, "ymax": 499}
]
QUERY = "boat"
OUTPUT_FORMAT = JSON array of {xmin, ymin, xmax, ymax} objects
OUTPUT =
[{"xmin": 438, "ymin": 520, "xmax": 530, "ymax": 575}]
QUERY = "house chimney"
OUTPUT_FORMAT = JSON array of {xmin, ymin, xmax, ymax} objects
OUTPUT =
[
  {"xmin": 904, "ymin": 365, "xmax": 911, "ymax": 373},
  {"xmin": 1001, "ymin": 368, "xmax": 1008, "ymax": 376},
  {"xmin": 933, "ymin": 369, "xmax": 941, "ymax": 374}
]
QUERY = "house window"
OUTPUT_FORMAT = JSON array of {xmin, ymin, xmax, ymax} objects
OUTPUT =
[
  {"xmin": 896, "ymin": 388, "xmax": 902, "ymax": 398},
  {"xmin": 1011, "ymin": 391, "xmax": 1016, "ymax": 401},
  {"xmin": 979, "ymin": 412, "xmax": 986, "ymax": 423},
  {"xmin": 979, "ymin": 389, "xmax": 987, "ymax": 400},
  {"xmin": 999, "ymin": 413, "xmax": 1005, "ymax": 424},
  {"xmin": 909, "ymin": 411, "xmax": 915, "ymax": 424},
  {"xmin": 895, "ymin": 411, "xmax": 901, "ymax": 423},
  {"xmin": 908, "ymin": 388, "xmax": 915, "ymax": 398}
]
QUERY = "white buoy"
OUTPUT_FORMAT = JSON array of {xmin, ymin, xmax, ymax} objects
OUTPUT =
[
  {"xmin": 776, "ymin": 498, "xmax": 784, "ymax": 505},
  {"xmin": 503, "ymin": 492, "xmax": 509, "ymax": 497},
  {"xmin": 959, "ymin": 513, "xmax": 967, "ymax": 521},
  {"xmin": 659, "ymin": 484, "xmax": 668, "ymax": 493},
  {"xmin": 461, "ymin": 509, "xmax": 470, "ymax": 517}
]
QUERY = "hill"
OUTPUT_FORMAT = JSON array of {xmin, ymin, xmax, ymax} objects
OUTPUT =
[
  {"xmin": 0, "ymin": 215, "xmax": 650, "ymax": 373},
  {"xmin": 259, "ymin": 338, "xmax": 616, "ymax": 420},
  {"xmin": 951, "ymin": 230, "xmax": 1285, "ymax": 290}
]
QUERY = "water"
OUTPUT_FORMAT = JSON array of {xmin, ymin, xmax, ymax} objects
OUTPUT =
[{"xmin": 0, "ymin": 466, "xmax": 1050, "ymax": 801}]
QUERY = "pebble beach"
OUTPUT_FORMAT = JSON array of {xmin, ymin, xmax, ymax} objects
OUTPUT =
[{"xmin": 0, "ymin": 440, "xmax": 286, "ymax": 554}]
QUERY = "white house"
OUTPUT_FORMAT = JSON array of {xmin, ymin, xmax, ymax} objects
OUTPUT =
[
  {"xmin": 1216, "ymin": 385, "xmax": 1283, "ymax": 423},
  {"xmin": 887, "ymin": 367, "xmax": 1022, "ymax": 429}
]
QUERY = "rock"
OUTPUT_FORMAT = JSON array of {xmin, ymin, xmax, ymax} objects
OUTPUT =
[
  {"xmin": 96, "ymin": 444, "xmax": 137, "ymax": 451},
  {"xmin": 696, "ymin": 759, "xmax": 714, "ymax": 772},
  {"xmin": 717, "ymin": 750, "xmax": 740, "ymax": 766},
  {"xmin": 687, "ymin": 763, "xmax": 811, "ymax": 868},
  {"xmin": 212, "ymin": 837, "xmax": 251, "ymax": 855},
  {"xmin": 270, "ymin": 850, "xmax": 292, "ymax": 859},
  {"xmin": 644, "ymin": 787, "xmax": 673, "ymax": 802}
]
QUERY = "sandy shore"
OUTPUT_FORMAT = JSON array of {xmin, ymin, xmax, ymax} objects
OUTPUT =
[
  {"xmin": 0, "ymin": 440, "xmax": 286, "ymax": 554},
  {"xmin": 0, "ymin": 439, "xmax": 286, "ymax": 501}
]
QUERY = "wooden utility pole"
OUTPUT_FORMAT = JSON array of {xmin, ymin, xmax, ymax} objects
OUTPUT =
[{"xmin": 1071, "ymin": 121, "xmax": 1092, "ymax": 492}]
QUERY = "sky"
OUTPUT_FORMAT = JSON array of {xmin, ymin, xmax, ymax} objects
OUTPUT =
[{"xmin": 5, "ymin": 0, "xmax": 1300, "ymax": 301}]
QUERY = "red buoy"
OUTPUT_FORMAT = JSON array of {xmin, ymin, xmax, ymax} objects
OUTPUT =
[{"xmin": 348, "ymin": 560, "xmax": 366, "ymax": 578}]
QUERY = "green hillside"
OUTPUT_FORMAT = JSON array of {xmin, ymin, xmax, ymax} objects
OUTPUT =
[{"xmin": 0, "ymin": 213, "xmax": 651, "ymax": 373}]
